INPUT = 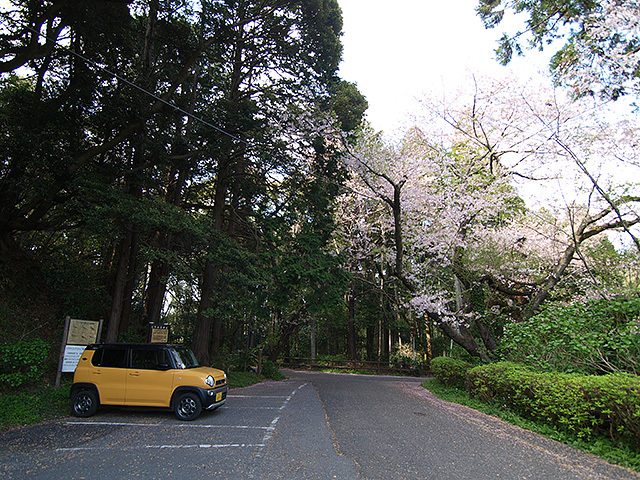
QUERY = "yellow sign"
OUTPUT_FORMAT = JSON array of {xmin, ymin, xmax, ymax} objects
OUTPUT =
[
  {"xmin": 67, "ymin": 319, "xmax": 100, "ymax": 345},
  {"xmin": 149, "ymin": 326, "xmax": 169, "ymax": 343}
]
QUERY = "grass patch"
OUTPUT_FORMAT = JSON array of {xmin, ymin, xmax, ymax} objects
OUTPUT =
[
  {"xmin": 0, "ymin": 384, "xmax": 71, "ymax": 430},
  {"xmin": 422, "ymin": 378, "xmax": 640, "ymax": 472},
  {"xmin": 320, "ymin": 368, "xmax": 375, "ymax": 375},
  {"xmin": 228, "ymin": 371, "xmax": 263, "ymax": 389}
]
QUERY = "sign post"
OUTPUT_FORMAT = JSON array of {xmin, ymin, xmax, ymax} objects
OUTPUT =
[
  {"xmin": 55, "ymin": 316, "xmax": 102, "ymax": 387},
  {"xmin": 148, "ymin": 323, "xmax": 170, "ymax": 343}
]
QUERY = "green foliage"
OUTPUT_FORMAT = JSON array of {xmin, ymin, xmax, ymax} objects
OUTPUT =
[
  {"xmin": 430, "ymin": 356, "xmax": 473, "ymax": 389},
  {"xmin": 0, "ymin": 0, "xmax": 364, "ymax": 369},
  {"xmin": 0, "ymin": 338, "xmax": 50, "ymax": 389},
  {"xmin": 466, "ymin": 361, "xmax": 640, "ymax": 449},
  {"xmin": 259, "ymin": 360, "xmax": 285, "ymax": 380},
  {"xmin": 226, "ymin": 371, "xmax": 262, "ymax": 390},
  {"xmin": 477, "ymin": 0, "xmax": 638, "ymax": 100},
  {"xmin": 422, "ymin": 377, "xmax": 640, "ymax": 471},
  {"xmin": 0, "ymin": 384, "xmax": 71, "ymax": 430},
  {"xmin": 327, "ymin": 79, "xmax": 369, "ymax": 134},
  {"xmin": 500, "ymin": 296, "xmax": 640, "ymax": 374}
]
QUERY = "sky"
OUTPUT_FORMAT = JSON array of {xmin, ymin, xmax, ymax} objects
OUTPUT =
[{"xmin": 336, "ymin": 0, "xmax": 554, "ymax": 134}]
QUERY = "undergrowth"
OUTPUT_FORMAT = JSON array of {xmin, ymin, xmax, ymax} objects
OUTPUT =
[{"xmin": 422, "ymin": 378, "xmax": 640, "ymax": 473}]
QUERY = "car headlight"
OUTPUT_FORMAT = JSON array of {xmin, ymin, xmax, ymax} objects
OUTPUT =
[{"xmin": 205, "ymin": 375, "xmax": 215, "ymax": 387}]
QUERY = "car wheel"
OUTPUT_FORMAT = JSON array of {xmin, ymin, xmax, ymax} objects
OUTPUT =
[
  {"xmin": 174, "ymin": 392, "xmax": 202, "ymax": 421},
  {"xmin": 72, "ymin": 390, "xmax": 98, "ymax": 417}
]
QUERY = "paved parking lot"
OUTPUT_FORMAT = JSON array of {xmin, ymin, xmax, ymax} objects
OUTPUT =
[
  {"xmin": 2, "ymin": 372, "xmax": 638, "ymax": 480},
  {"xmin": 1, "ymin": 378, "xmax": 357, "ymax": 479},
  {"xmin": 59, "ymin": 384, "xmax": 301, "ymax": 453}
]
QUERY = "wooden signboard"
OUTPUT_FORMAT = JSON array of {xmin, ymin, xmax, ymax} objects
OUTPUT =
[
  {"xmin": 56, "ymin": 316, "xmax": 102, "ymax": 386},
  {"xmin": 148, "ymin": 323, "xmax": 170, "ymax": 343},
  {"xmin": 67, "ymin": 318, "xmax": 101, "ymax": 345}
]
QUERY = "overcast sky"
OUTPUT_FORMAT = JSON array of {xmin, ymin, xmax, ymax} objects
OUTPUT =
[{"xmin": 337, "ymin": 0, "xmax": 554, "ymax": 134}]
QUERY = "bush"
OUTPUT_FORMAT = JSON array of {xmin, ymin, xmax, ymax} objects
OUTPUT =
[
  {"xmin": 466, "ymin": 361, "xmax": 640, "ymax": 448},
  {"xmin": 500, "ymin": 296, "xmax": 640, "ymax": 375},
  {"xmin": 430, "ymin": 356, "xmax": 473, "ymax": 389},
  {"xmin": 0, "ymin": 338, "xmax": 51, "ymax": 389},
  {"xmin": 259, "ymin": 359, "xmax": 283, "ymax": 379}
]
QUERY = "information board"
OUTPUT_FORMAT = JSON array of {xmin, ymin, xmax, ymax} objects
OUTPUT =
[
  {"xmin": 149, "ymin": 324, "xmax": 170, "ymax": 343},
  {"xmin": 56, "ymin": 317, "xmax": 102, "ymax": 385},
  {"xmin": 61, "ymin": 345, "xmax": 87, "ymax": 372},
  {"xmin": 67, "ymin": 319, "xmax": 100, "ymax": 345}
]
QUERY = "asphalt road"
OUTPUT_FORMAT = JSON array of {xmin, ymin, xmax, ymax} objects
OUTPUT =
[{"xmin": 1, "ymin": 370, "xmax": 638, "ymax": 480}]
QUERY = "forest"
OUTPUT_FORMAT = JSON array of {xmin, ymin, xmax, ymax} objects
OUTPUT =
[{"xmin": 0, "ymin": 0, "xmax": 639, "ymax": 379}]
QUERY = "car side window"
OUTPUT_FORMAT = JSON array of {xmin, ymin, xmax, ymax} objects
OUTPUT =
[
  {"xmin": 131, "ymin": 348, "xmax": 167, "ymax": 370},
  {"xmin": 92, "ymin": 348, "xmax": 127, "ymax": 368}
]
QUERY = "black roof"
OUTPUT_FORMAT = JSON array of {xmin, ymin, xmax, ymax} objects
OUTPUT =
[{"xmin": 87, "ymin": 343, "xmax": 186, "ymax": 349}]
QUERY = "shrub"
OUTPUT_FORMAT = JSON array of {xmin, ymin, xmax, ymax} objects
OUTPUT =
[
  {"xmin": 259, "ymin": 359, "xmax": 283, "ymax": 379},
  {"xmin": 500, "ymin": 296, "xmax": 640, "ymax": 375},
  {"xmin": 0, "ymin": 338, "xmax": 51, "ymax": 389},
  {"xmin": 467, "ymin": 361, "xmax": 640, "ymax": 448},
  {"xmin": 430, "ymin": 356, "xmax": 473, "ymax": 389}
]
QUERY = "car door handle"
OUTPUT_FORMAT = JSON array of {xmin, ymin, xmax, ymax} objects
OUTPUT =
[{"xmin": 129, "ymin": 371, "xmax": 140, "ymax": 376}]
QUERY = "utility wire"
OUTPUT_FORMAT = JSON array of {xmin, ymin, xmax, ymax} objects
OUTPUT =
[
  {"xmin": 19, "ymin": 22, "xmax": 248, "ymax": 146},
  {"xmin": 9, "ymin": 16, "xmax": 374, "ymax": 201}
]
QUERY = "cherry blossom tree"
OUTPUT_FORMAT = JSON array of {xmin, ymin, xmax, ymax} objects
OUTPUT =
[
  {"xmin": 338, "ymin": 77, "xmax": 640, "ymax": 361},
  {"xmin": 477, "ymin": 0, "xmax": 640, "ymax": 100}
]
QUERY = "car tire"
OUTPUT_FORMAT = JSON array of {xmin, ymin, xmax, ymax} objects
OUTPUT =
[
  {"xmin": 174, "ymin": 392, "xmax": 202, "ymax": 421},
  {"xmin": 72, "ymin": 390, "xmax": 98, "ymax": 417}
]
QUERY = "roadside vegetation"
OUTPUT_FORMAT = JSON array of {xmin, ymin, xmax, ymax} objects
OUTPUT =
[
  {"xmin": 424, "ymin": 296, "xmax": 640, "ymax": 472},
  {"xmin": 422, "ymin": 377, "xmax": 640, "ymax": 473},
  {"xmin": 0, "ymin": 383, "xmax": 71, "ymax": 431}
]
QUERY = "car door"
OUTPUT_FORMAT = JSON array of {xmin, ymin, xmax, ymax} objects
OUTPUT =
[
  {"xmin": 91, "ymin": 347, "xmax": 127, "ymax": 404},
  {"xmin": 125, "ymin": 347, "xmax": 175, "ymax": 407}
]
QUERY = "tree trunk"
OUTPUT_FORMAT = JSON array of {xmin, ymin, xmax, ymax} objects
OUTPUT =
[
  {"xmin": 193, "ymin": 258, "xmax": 217, "ymax": 363},
  {"xmin": 268, "ymin": 320, "xmax": 298, "ymax": 362},
  {"xmin": 118, "ymin": 229, "xmax": 139, "ymax": 335},
  {"xmin": 437, "ymin": 319, "xmax": 491, "ymax": 363},
  {"xmin": 310, "ymin": 315, "xmax": 316, "ymax": 362},
  {"xmin": 105, "ymin": 228, "xmax": 133, "ymax": 342},
  {"xmin": 366, "ymin": 324, "xmax": 375, "ymax": 360},
  {"xmin": 524, "ymin": 241, "xmax": 577, "ymax": 319},
  {"xmin": 143, "ymin": 249, "xmax": 170, "ymax": 326},
  {"xmin": 346, "ymin": 282, "xmax": 357, "ymax": 361},
  {"xmin": 475, "ymin": 318, "xmax": 498, "ymax": 353}
]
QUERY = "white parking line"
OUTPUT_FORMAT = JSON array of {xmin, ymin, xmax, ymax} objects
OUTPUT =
[
  {"xmin": 227, "ymin": 395, "xmax": 289, "ymax": 398},
  {"xmin": 58, "ymin": 383, "xmax": 309, "ymax": 455},
  {"xmin": 145, "ymin": 443, "xmax": 265, "ymax": 450},
  {"xmin": 225, "ymin": 406, "xmax": 280, "ymax": 410},
  {"xmin": 253, "ymin": 383, "xmax": 307, "ymax": 459},
  {"xmin": 64, "ymin": 421, "xmax": 268, "ymax": 430},
  {"xmin": 57, "ymin": 443, "xmax": 265, "ymax": 452}
]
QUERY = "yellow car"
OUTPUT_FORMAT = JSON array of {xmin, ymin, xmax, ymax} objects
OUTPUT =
[{"xmin": 71, "ymin": 343, "xmax": 227, "ymax": 421}]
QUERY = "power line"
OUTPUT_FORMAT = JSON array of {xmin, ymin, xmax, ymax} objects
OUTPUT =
[
  {"xmin": 18, "ymin": 22, "xmax": 248, "ymax": 146},
  {"xmin": 7, "ymin": 14, "xmax": 374, "ymax": 201}
]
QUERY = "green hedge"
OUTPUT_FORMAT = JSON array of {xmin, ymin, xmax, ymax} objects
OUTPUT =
[
  {"xmin": 466, "ymin": 362, "xmax": 640, "ymax": 448},
  {"xmin": 430, "ymin": 356, "xmax": 473, "ymax": 389}
]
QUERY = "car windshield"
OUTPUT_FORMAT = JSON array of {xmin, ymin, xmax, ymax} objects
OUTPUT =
[{"xmin": 171, "ymin": 346, "xmax": 201, "ymax": 369}]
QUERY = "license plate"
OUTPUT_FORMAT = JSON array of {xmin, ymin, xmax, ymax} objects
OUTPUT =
[{"xmin": 215, "ymin": 392, "xmax": 222, "ymax": 402}]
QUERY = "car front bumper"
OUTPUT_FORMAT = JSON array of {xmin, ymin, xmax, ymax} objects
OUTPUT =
[{"xmin": 202, "ymin": 385, "xmax": 228, "ymax": 410}]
